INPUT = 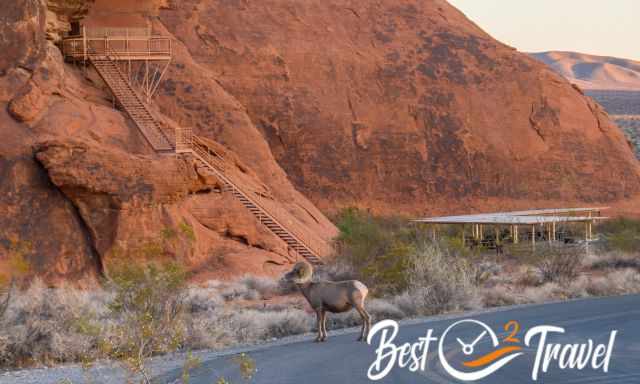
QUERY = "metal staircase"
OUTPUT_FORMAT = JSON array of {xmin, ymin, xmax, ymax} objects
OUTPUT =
[
  {"xmin": 224, "ymin": 186, "xmax": 325, "ymax": 265},
  {"xmin": 91, "ymin": 55, "xmax": 329, "ymax": 264},
  {"xmin": 184, "ymin": 134, "xmax": 329, "ymax": 265},
  {"xmin": 90, "ymin": 57, "xmax": 174, "ymax": 152}
]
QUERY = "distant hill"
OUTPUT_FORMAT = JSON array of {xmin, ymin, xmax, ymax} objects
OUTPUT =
[{"xmin": 531, "ymin": 51, "xmax": 640, "ymax": 90}]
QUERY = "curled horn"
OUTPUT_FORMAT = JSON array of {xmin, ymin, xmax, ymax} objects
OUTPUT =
[{"xmin": 294, "ymin": 261, "xmax": 313, "ymax": 283}]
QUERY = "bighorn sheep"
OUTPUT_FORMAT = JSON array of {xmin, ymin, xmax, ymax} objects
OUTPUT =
[{"xmin": 283, "ymin": 262, "xmax": 371, "ymax": 342}]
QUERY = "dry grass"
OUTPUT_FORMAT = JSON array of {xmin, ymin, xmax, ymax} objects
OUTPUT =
[
  {"xmin": 1, "ymin": 247, "xmax": 639, "ymax": 370},
  {"xmin": 536, "ymin": 247, "xmax": 584, "ymax": 283},
  {"xmin": 583, "ymin": 250, "xmax": 640, "ymax": 271},
  {"xmin": 402, "ymin": 243, "xmax": 480, "ymax": 316},
  {"xmin": 0, "ymin": 279, "xmax": 111, "ymax": 367}
]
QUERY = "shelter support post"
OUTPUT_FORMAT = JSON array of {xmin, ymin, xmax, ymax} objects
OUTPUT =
[
  {"xmin": 585, "ymin": 222, "xmax": 589, "ymax": 241},
  {"xmin": 531, "ymin": 225, "xmax": 536, "ymax": 246}
]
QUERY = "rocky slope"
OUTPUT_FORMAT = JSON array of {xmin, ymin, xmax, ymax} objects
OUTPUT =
[
  {"xmin": 531, "ymin": 51, "xmax": 640, "ymax": 91},
  {"xmin": 0, "ymin": 0, "xmax": 336, "ymax": 284},
  {"xmin": 156, "ymin": 0, "xmax": 640, "ymax": 215},
  {"xmin": 2, "ymin": 0, "xmax": 640, "ymax": 284},
  {"xmin": 530, "ymin": 52, "xmax": 640, "ymax": 159}
]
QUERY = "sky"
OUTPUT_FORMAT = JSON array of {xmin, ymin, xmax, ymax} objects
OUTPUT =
[{"xmin": 447, "ymin": 0, "xmax": 640, "ymax": 61}]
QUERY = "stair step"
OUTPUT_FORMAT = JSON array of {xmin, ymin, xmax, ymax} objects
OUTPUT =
[{"xmin": 93, "ymin": 59, "xmax": 321, "ymax": 263}]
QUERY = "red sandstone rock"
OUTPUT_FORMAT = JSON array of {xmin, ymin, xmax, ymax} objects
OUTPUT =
[
  {"xmin": 1, "ymin": 0, "xmax": 639, "ymax": 284},
  {"xmin": 156, "ymin": 0, "xmax": 640, "ymax": 216}
]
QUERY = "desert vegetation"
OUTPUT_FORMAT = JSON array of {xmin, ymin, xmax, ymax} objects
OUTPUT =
[
  {"xmin": 614, "ymin": 117, "xmax": 640, "ymax": 158},
  {"xmin": 0, "ymin": 210, "xmax": 638, "ymax": 377},
  {"xmin": 585, "ymin": 90, "xmax": 640, "ymax": 158}
]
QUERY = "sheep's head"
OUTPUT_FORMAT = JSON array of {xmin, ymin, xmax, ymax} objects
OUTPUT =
[{"xmin": 283, "ymin": 262, "xmax": 313, "ymax": 284}]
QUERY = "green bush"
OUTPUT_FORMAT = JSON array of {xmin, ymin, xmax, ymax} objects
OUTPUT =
[
  {"xmin": 0, "ymin": 239, "xmax": 32, "ymax": 319},
  {"xmin": 597, "ymin": 218, "xmax": 640, "ymax": 253},
  {"xmin": 179, "ymin": 222, "xmax": 196, "ymax": 242},
  {"xmin": 95, "ymin": 262, "xmax": 188, "ymax": 383},
  {"xmin": 333, "ymin": 208, "xmax": 479, "ymax": 301},
  {"xmin": 334, "ymin": 208, "xmax": 417, "ymax": 294}
]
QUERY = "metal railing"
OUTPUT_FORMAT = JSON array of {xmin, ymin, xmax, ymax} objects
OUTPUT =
[
  {"xmin": 89, "ymin": 45, "xmax": 174, "ymax": 151},
  {"xmin": 177, "ymin": 128, "xmax": 333, "ymax": 261},
  {"xmin": 62, "ymin": 27, "xmax": 171, "ymax": 60},
  {"xmin": 84, "ymin": 27, "xmax": 151, "ymax": 38},
  {"xmin": 175, "ymin": 126, "xmax": 193, "ymax": 153}
]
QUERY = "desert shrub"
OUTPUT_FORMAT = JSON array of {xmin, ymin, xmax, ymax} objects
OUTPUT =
[
  {"xmin": 334, "ymin": 209, "xmax": 479, "ymax": 314},
  {"xmin": 179, "ymin": 222, "xmax": 196, "ymax": 242},
  {"xmin": 161, "ymin": 227, "xmax": 178, "ymax": 241},
  {"xmin": 360, "ymin": 240, "xmax": 414, "ymax": 294},
  {"xmin": 314, "ymin": 260, "xmax": 357, "ymax": 282},
  {"xmin": 473, "ymin": 260, "xmax": 502, "ymax": 285},
  {"xmin": 214, "ymin": 353, "xmax": 257, "ymax": 384},
  {"xmin": 197, "ymin": 277, "xmax": 285, "ymax": 302},
  {"xmin": 0, "ymin": 239, "xmax": 32, "ymax": 319},
  {"xmin": 536, "ymin": 247, "xmax": 584, "ymax": 283},
  {"xmin": 481, "ymin": 286, "xmax": 518, "ymax": 307},
  {"xmin": 516, "ymin": 267, "xmax": 544, "ymax": 287},
  {"xmin": 367, "ymin": 298, "xmax": 406, "ymax": 320},
  {"xmin": 403, "ymin": 242, "xmax": 477, "ymax": 316},
  {"xmin": 334, "ymin": 208, "xmax": 417, "ymax": 293},
  {"xmin": 583, "ymin": 250, "xmax": 640, "ymax": 271},
  {"xmin": 518, "ymin": 278, "xmax": 590, "ymax": 304},
  {"xmin": 598, "ymin": 218, "xmax": 640, "ymax": 253},
  {"xmin": 226, "ymin": 308, "xmax": 312, "ymax": 342},
  {"xmin": 0, "ymin": 280, "xmax": 110, "ymax": 367},
  {"xmin": 585, "ymin": 268, "xmax": 640, "ymax": 296},
  {"xmin": 0, "ymin": 281, "xmax": 13, "ymax": 320},
  {"xmin": 95, "ymin": 262, "xmax": 188, "ymax": 383},
  {"xmin": 180, "ymin": 351, "xmax": 202, "ymax": 384},
  {"xmin": 234, "ymin": 353, "xmax": 256, "ymax": 381},
  {"xmin": 184, "ymin": 286, "xmax": 225, "ymax": 313},
  {"xmin": 239, "ymin": 275, "xmax": 281, "ymax": 298},
  {"xmin": 386, "ymin": 292, "xmax": 415, "ymax": 317}
]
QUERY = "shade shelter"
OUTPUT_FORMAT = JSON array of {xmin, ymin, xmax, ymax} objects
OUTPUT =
[{"xmin": 412, "ymin": 207, "xmax": 608, "ymax": 247}]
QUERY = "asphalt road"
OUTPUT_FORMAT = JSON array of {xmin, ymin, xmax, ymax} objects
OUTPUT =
[{"xmin": 156, "ymin": 295, "xmax": 640, "ymax": 384}]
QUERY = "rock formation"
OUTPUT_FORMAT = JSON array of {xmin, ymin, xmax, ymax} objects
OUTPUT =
[
  {"xmin": 0, "ymin": 0, "xmax": 336, "ymax": 284},
  {"xmin": 155, "ymin": 0, "xmax": 640, "ymax": 215},
  {"xmin": 1, "ymin": 0, "xmax": 640, "ymax": 284}
]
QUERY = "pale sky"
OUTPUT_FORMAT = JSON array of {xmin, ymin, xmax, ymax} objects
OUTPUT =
[{"xmin": 447, "ymin": 0, "xmax": 640, "ymax": 61}]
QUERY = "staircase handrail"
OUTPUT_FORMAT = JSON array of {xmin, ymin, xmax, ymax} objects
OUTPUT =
[
  {"xmin": 88, "ymin": 45, "xmax": 174, "ymax": 149},
  {"xmin": 188, "ymin": 134, "xmax": 333, "ymax": 260}
]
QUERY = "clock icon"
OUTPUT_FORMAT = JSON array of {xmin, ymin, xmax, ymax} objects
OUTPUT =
[
  {"xmin": 438, "ymin": 319, "xmax": 524, "ymax": 381},
  {"xmin": 457, "ymin": 330, "xmax": 488, "ymax": 355}
]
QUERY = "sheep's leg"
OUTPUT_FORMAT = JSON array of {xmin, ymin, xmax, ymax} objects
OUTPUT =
[
  {"xmin": 320, "ymin": 310, "xmax": 328, "ymax": 342},
  {"xmin": 314, "ymin": 309, "xmax": 323, "ymax": 342},
  {"xmin": 355, "ymin": 305, "xmax": 371, "ymax": 342},
  {"xmin": 363, "ymin": 307, "xmax": 371, "ymax": 340}
]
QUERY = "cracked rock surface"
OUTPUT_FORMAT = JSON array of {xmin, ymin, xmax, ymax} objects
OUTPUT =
[{"xmin": 1, "ymin": 0, "xmax": 640, "ymax": 284}]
